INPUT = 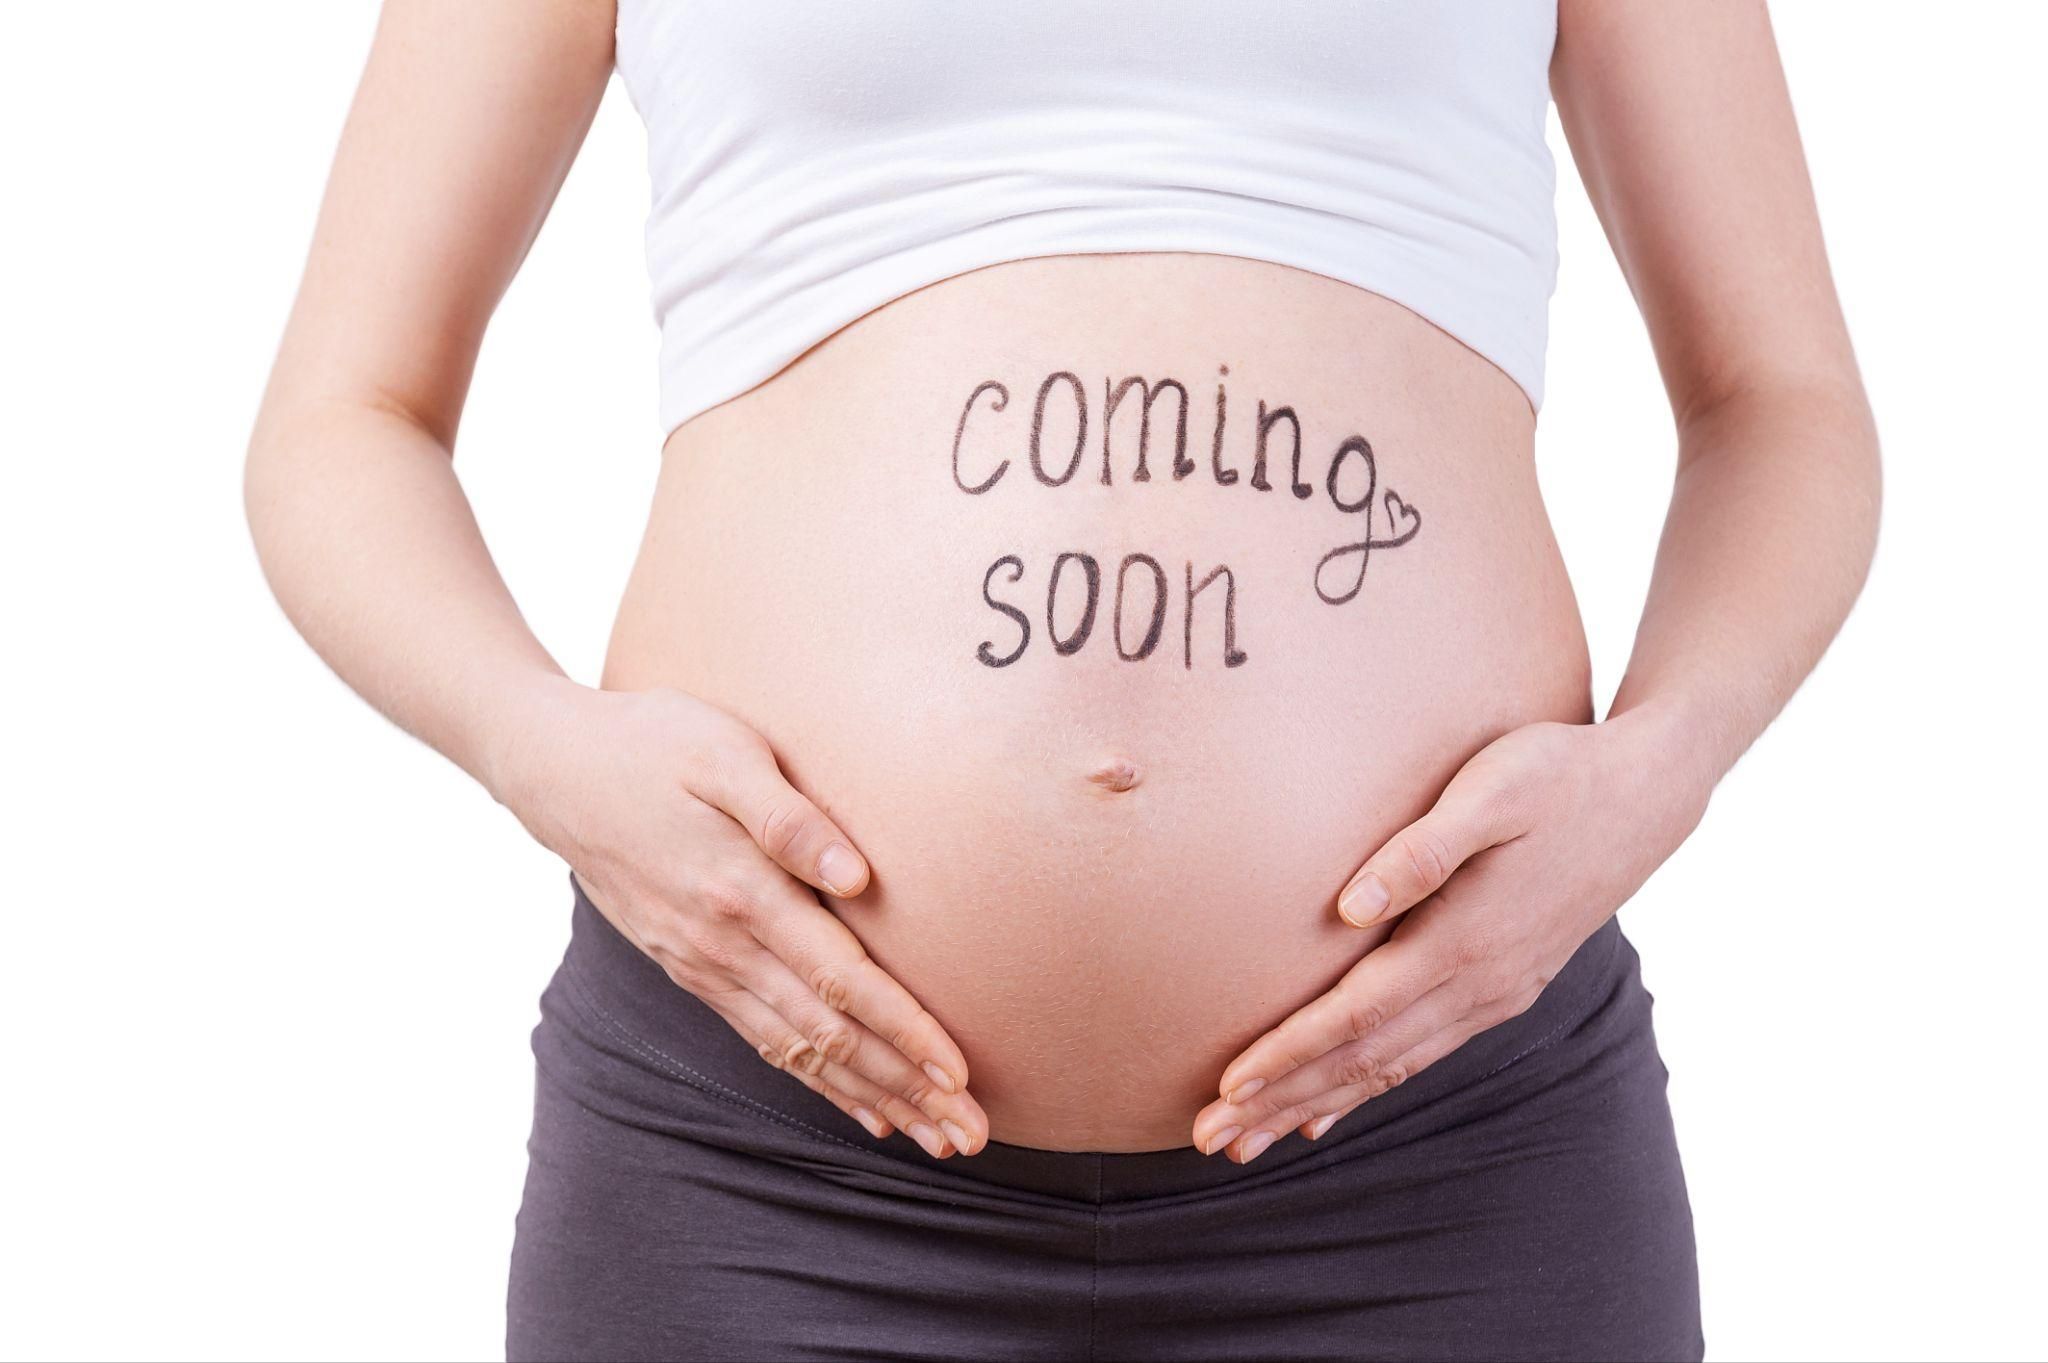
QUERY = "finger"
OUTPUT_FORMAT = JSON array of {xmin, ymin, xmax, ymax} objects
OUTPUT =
[
  {"xmin": 671, "ymin": 863, "xmax": 983, "ymax": 1144},
  {"xmin": 1283, "ymin": 1017, "xmax": 1496, "ymax": 1150},
  {"xmin": 1301, "ymin": 1099, "xmax": 1361, "ymax": 1142},
  {"xmin": 1300, "ymin": 1006, "xmax": 1516, "ymax": 1142},
  {"xmin": 788, "ymin": 1071, "xmax": 900, "ymax": 1143},
  {"xmin": 1379, "ymin": 1014, "xmax": 1497, "ymax": 1094},
  {"xmin": 712, "ymin": 988, "xmax": 980, "ymax": 1160},
  {"xmin": 1212, "ymin": 1006, "xmax": 1490, "ymax": 1154},
  {"xmin": 750, "ymin": 883, "xmax": 973, "ymax": 1099},
  {"xmin": 1213, "ymin": 937, "xmax": 1447, "ymax": 1108},
  {"xmin": 694, "ymin": 728, "xmax": 871, "ymax": 899},
  {"xmin": 1338, "ymin": 764, "xmax": 1521, "ymax": 928},
  {"xmin": 1193, "ymin": 982, "xmax": 1467, "ymax": 1156},
  {"xmin": 733, "ymin": 924, "xmax": 989, "ymax": 1152},
  {"xmin": 747, "ymin": 948, "xmax": 990, "ymax": 1151},
  {"xmin": 698, "ymin": 992, "xmax": 896, "ymax": 1141}
]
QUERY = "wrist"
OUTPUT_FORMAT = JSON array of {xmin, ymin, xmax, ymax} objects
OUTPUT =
[
  {"xmin": 472, "ymin": 670, "xmax": 592, "ymax": 817},
  {"xmin": 1593, "ymin": 698, "xmax": 1721, "ymax": 840}
]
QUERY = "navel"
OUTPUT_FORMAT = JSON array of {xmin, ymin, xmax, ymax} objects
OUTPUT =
[{"xmin": 1087, "ymin": 757, "xmax": 1142, "ymax": 793}]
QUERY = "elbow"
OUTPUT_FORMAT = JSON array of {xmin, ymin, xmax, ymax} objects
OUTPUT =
[
  {"xmin": 1687, "ymin": 366, "xmax": 1880, "ymax": 510},
  {"xmin": 1853, "ymin": 416, "xmax": 1882, "ymax": 600},
  {"xmin": 242, "ymin": 393, "xmax": 339, "ymax": 600},
  {"xmin": 242, "ymin": 419, "xmax": 277, "ymax": 580},
  {"xmin": 1677, "ymin": 370, "xmax": 1882, "ymax": 606},
  {"xmin": 1830, "ymin": 382, "xmax": 1883, "ymax": 598},
  {"xmin": 1800, "ymin": 376, "xmax": 1882, "ymax": 596},
  {"xmin": 241, "ymin": 388, "xmax": 461, "ymax": 610},
  {"xmin": 242, "ymin": 404, "xmax": 296, "ymax": 592}
]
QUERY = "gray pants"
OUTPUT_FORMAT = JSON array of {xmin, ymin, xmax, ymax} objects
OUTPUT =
[{"xmin": 508, "ymin": 876, "xmax": 1702, "ymax": 1361}]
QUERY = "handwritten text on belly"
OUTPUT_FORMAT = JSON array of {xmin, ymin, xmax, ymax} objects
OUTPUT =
[{"xmin": 953, "ymin": 367, "xmax": 1422, "ymax": 669}]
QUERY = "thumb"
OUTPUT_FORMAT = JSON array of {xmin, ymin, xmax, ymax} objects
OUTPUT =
[
  {"xmin": 1338, "ymin": 767, "xmax": 1514, "ymax": 927},
  {"xmin": 697, "ymin": 732, "xmax": 871, "ymax": 899}
]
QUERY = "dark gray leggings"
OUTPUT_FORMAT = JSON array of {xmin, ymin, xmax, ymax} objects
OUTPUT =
[{"xmin": 508, "ymin": 876, "xmax": 1702, "ymax": 1361}]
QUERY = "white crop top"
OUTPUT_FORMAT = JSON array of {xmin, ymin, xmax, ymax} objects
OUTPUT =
[{"xmin": 613, "ymin": 1, "xmax": 1560, "ymax": 438}]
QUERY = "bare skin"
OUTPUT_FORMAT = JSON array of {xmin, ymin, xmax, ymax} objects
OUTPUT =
[
  {"xmin": 604, "ymin": 252, "xmax": 1587, "ymax": 1150},
  {"xmin": 247, "ymin": 0, "xmax": 1878, "ymax": 1159},
  {"xmin": 1194, "ymin": 0, "xmax": 1881, "ymax": 1159}
]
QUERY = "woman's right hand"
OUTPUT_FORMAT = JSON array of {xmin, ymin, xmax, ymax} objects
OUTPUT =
[{"xmin": 492, "ymin": 679, "xmax": 987, "ymax": 1158}]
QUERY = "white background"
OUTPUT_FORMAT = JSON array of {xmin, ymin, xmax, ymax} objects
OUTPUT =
[{"xmin": 3, "ymin": 3, "xmax": 2043, "ymax": 1360}]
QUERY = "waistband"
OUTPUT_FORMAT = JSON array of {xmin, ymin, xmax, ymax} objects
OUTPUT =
[{"xmin": 552, "ymin": 870, "xmax": 1634, "ymax": 1204}]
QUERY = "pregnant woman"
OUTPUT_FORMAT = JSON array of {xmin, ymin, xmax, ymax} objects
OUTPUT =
[{"xmin": 247, "ymin": 1, "xmax": 1878, "ymax": 1358}]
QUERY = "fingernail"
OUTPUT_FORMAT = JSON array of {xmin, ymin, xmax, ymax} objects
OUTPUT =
[
  {"xmin": 1338, "ymin": 871, "xmax": 1390, "ymax": 926},
  {"xmin": 938, "ymin": 1118, "xmax": 972, "ymax": 1154},
  {"xmin": 1239, "ymin": 1130, "xmax": 1277, "ymax": 1163},
  {"xmin": 1225, "ymin": 1077, "xmax": 1265, "ymax": 1106},
  {"xmin": 907, "ymin": 1122, "xmax": 946, "ymax": 1158},
  {"xmin": 1204, "ymin": 1125, "xmax": 1243, "ymax": 1156},
  {"xmin": 921, "ymin": 1061, "xmax": 959, "ymax": 1095},
  {"xmin": 850, "ymin": 1106, "xmax": 888, "ymax": 1139},
  {"xmin": 1307, "ymin": 1113, "xmax": 1338, "ymax": 1140},
  {"xmin": 817, "ymin": 842, "xmax": 864, "ymax": 896}
]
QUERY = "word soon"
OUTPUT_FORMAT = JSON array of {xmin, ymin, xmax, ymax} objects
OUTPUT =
[{"xmin": 977, "ymin": 551, "xmax": 1247, "ymax": 670}]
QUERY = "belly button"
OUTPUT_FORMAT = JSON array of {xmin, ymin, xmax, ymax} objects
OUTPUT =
[{"xmin": 1087, "ymin": 758, "xmax": 1142, "ymax": 794}]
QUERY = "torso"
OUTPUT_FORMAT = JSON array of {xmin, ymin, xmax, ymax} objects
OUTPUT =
[{"xmin": 603, "ymin": 252, "xmax": 1591, "ymax": 1151}]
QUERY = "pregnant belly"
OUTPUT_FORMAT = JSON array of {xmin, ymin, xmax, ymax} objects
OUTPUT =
[{"xmin": 602, "ymin": 254, "xmax": 1592, "ymax": 1151}]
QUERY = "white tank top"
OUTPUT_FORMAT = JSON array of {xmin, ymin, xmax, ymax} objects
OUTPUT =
[{"xmin": 613, "ymin": 1, "xmax": 1560, "ymax": 438}]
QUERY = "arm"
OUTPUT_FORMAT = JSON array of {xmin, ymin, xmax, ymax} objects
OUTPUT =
[
  {"xmin": 1192, "ymin": 0, "xmax": 1879, "ymax": 1160},
  {"xmin": 1555, "ymin": 0, "xmax": 1880, "ymax": 782},
  {"xmin": 247, "ymin": 0, "xmax": 986, "ymax": 1157}
]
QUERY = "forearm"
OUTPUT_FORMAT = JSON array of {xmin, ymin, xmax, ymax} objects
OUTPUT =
[
  {"xmin": 1607, "ymin": 378, "xmax": 1881, "ymax": 797},
  {"xmin": 244, "ymin": 398, "xmax": 573, "ymax": 802}
]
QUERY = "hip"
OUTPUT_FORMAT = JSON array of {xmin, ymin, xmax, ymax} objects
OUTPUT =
[{"xmin": 511, "ymin": 873, "xmax": 1700, "ymax": 1360}]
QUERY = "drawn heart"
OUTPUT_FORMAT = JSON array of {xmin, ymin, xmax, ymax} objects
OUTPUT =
[{"xmin": 1379, "ymin": 490, "xmax": 1422, "ymax": 547}]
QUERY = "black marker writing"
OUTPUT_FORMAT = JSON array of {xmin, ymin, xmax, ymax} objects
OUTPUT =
[
  {"xmin": 1253, "ymin": 401, "xmax": 1315, "ymax": 500},
  {"xmin": 1047, "ymin": 551, "xmax": 1101, "ymax": 655},
  {"xmin": 972, "ymin": 550, "xmax": 1247, "ymax": 669},
  {"xmin": 1030, "ymin": 372, "xmax": 1087, "ymax": 487},
  {"xmin": 1314, "ymin": 436, "xmax": 1424, "ymax": 606},
  {"xmin": 977, "ymin": 554, "xmax": 1029, "ymax": 667},
  {"xmin": 954, "ymin": 366, "xmax": 1425, "ymax": 668},
  {"xmin": 1211, "ymin": 365, "xmax": 1238, "ymax": 486},
  {"xmin": 952, "ymin": 381, "xmax": 1009, "ymax": 495},
  {"xmin": 1185, "ymin": 562, "xmax": 1249, "ymax": 669},
  {"xmin": 1102, "ymin": 375, "xmax": 1190, "ymax": 484},
  {"xmin": 1114, "ymin": 553, "xmax": 1168, "ymax": 661}
]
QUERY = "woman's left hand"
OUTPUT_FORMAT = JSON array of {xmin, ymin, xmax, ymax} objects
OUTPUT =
[{"xmin": 1191, "ymin": 714, "xmax": 1708, "ymax": 1163}]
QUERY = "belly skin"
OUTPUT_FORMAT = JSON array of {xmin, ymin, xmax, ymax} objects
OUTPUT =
[{"xmin": 602, "ymin": 254, "xmax": 1592, "ymax": 1150}]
